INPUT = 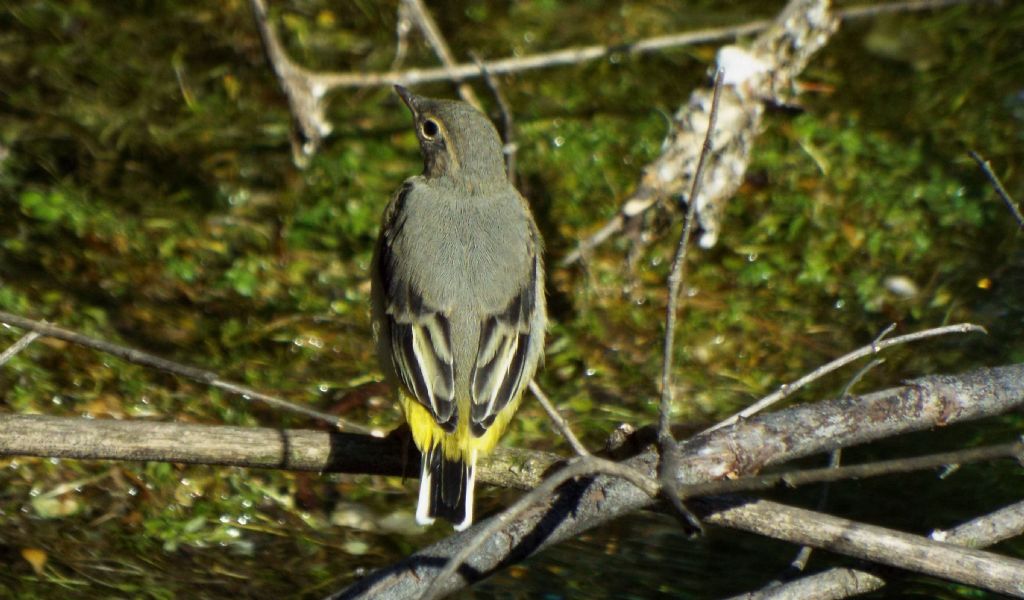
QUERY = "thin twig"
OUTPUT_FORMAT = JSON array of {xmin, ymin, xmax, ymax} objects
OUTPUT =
[
  {"xmin": 840, "ymin": 0, "xmax": 994, "ymax": 19},
  {"xmin": 316, "ymin": 20, "xmax": 769, "ymax": 89},
  {"xmin": 528, "ymin": 381, "xmax": 589, "ymax": 457},
  {"xmin": 418, "ymin": 455, "xmax": 660, "ymax": 600},
  {"xmin": 969, "ymin": 149, "xmax": 1024, "ymax": 228},
  {"xmin": 658, "ymin": 69, "xmax": 724, "ymax": 442},
  {"xmin": 470, "ymin": 52, "xmax": 517, "ymax": 180},
  {"xmin": 0, "ymin": 311, "xmax": 373, "ymax": 435},
  {"xmin": 775, "ymin": 358, "xmax": 879, "ymax": 584},
  {"xmin": 390, "ymin": 2, "xmax": 413, "ymax": 70},
  {"xmin": 703, "ymin": 323, "xmax": 987, "ymax": 434},
  {"xmin": 0, "ymin": 331, "xmax": 41, "ymax": 367},
  {"xmin": 651, "ymin": 69, "xmax": 724, "ymax": 534},
  {"xmin": 401, "ymin": 0, "xmax": 481, "ymax": 109}
]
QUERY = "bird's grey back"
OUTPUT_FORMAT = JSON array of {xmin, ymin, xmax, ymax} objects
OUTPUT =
[{"xmin": 387, "ymin": 178, "xmax": 534, "ymax": 390}]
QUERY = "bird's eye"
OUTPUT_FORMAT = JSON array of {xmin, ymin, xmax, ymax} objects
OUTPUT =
[{"xmin": 421, "ymin": 119, "xmax": 440, "ymax": 139}]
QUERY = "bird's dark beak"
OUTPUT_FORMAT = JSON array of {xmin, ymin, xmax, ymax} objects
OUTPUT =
[{"xmin": 394, "ymin": 85, "xmax": 420, "ymax": 115}]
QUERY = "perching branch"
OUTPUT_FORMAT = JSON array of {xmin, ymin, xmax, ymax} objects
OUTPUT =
[{"xmin": 330, "ymin": 363, "xmax": 1024, "ymax": 599}]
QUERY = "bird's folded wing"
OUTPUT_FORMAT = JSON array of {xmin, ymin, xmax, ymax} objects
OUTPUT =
[
  {"xmin": 387, "ymin": 292, "xmax": 458, "ymax": 432},
  {"xmin": 378, "ymin": 183, "xmax": 458, "ymax": 431},
  {"xmin": 469, "ymin": 252, "xmax": 540, "ymax": 437}
]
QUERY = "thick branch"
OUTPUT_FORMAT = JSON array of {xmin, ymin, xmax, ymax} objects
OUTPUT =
[
  {"xmin": 731, "ymin": 499, "xmax": 1024, "ymax": 600},
  {"xmin": 0, "ymin": 414, "xmax": 557, "ymax": 491},
  {"xmin": 704, "ymin": 498, "xmax": 1024, "ymax": 597}
]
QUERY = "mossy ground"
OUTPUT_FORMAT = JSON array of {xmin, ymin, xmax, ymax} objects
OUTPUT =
[{"xmin": 1, "ymin": 1, "xmax": 1022, "ymax": 597}]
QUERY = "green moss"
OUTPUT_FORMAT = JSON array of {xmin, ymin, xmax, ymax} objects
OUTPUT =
[{"xmin": 0, "ymin": 0, "xmax": 1022, "ymax": 597}]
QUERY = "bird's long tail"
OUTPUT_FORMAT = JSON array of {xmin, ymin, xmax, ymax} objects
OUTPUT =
[{"xmin": 417, "ymin": 446, "xmax": 476, "ymax": 531}]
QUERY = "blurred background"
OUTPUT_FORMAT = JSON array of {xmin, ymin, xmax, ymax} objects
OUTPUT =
[{"xmin": 1, "ymin": 0, "xmax": 1022, "ymax": 597}]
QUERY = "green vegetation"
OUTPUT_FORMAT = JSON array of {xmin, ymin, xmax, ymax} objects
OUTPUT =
[{"xmin": 1, "ymin": 1, "xmax": 1022, "ymax": 597}]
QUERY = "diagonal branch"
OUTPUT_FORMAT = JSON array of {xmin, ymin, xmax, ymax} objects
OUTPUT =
[
  {"xmin": 400, "ymin": 0, "xmax": 480, "ymax": 108},
  {"xmin": 970, "ymin": 149, "xmax": 1024, "ymax": 228},
  {"xmin": 705, "ymin": 498, "xmax": 1024, "ymax": 597},
  {"xmin": 0, "ymin": 331, "xmax": 40, "ymax": 367},
  {"xmin": 0, "ymin": 310, "xmax": 372, "ymax": 435},
  {"xmin": 703, "ymin": 322, "xmax": 986, "ymax": 434},
  {"xmin": 249, "ymin": 0, "xmax": 333, "ymax": 166}
]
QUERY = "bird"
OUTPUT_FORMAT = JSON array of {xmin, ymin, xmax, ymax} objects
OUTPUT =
[{"xmin": 371, "ymin": 86, "xmax": 546, "ymax": 531}]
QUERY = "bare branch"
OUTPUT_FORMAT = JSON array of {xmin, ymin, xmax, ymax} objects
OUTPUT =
[
  {"xmin": 5, "ymin": 415, "xmax": 1016, "ymax": 522},
  {"xmin": 703, "ymin": 323, "xmax": 986, "ymax": 434},
  {"xmin": 400, "ymin": 0, "xmax": 480, "ymax": 109},
  {"xmin": 676, "ymin": 440, "xmax": 1024, "ymax": 499},
  {"xmin": 245, "ymin": 0, "xmax": 983, "ymax": 171},
  {"xmin": 529, "ymin": 381, "xmax": 589, "ymax": 457},
  {"xmin": 0, "ymin": 330, "xmax": 40, "ymax": 367},
  {"xmin": 722, "ymin": 567, "xmax": 885, "ymax": 600},
  {"xmin": 303, "ymin": 1, "xmax": 983, "ymax": 90},
  {"xmin": 706, "ymin": 498, "xmax": 1024, "ymax": 597},
  {"xmin": 736, "ymin": 497, "xmax": 1024, "ymax": 599},
  {"xmin": 658, "ymin": 69, "xmax": 724, "ymax": 443},
  {"xmin": 316, "ymin": 21, "xmax": 770, "ymax": 90},
  {"xmin": 933, "ymin": 499, "xmax": 1024, "ymax": 548},
  {"xmin": 970, "ymin": 149, "xmax": 1024, "ymax": 228},
  {"xmin": 417, "ymin": 455, "xmax": 661, "ymax": 600},
  {"xmin": 0, "ymin": 414, "xmax": 558, "ymax": 490},
  {"xmin": 389, "ymin": 2, "xmax": 413, "ymax": 70},
  {"xmin": 0, "ymin": 310, "xmax": 372, "ymax": 435},
  {"xmin": 249, "ymin": 0, "xmax": 332, "ymax": 167},
  {"xmin": 651, "ymin": 69, "xmax": 724, "ymax": 533}
]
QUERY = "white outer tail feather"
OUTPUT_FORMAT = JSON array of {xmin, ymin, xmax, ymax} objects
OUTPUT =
[
  {"xmin": 415, "ymin": 449, "xmax": 478, "ymax": 531},
  {"xmin": 416, "ymin": 459, "xmax": 436, "ymax": 526}
]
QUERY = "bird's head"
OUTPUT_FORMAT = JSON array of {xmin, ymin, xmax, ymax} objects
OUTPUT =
[{"xmin": 395, "ymin": 85, "xmax": 507, "ymax": 190}]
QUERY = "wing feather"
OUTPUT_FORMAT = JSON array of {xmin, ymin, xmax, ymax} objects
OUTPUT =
[
  {"xmin": 469, "ymin": 246, "xmax": 540, "ymax": 437},
  {"xmin": 377, "ymin": 184, "xmax": 458, "ymax": 431}
]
